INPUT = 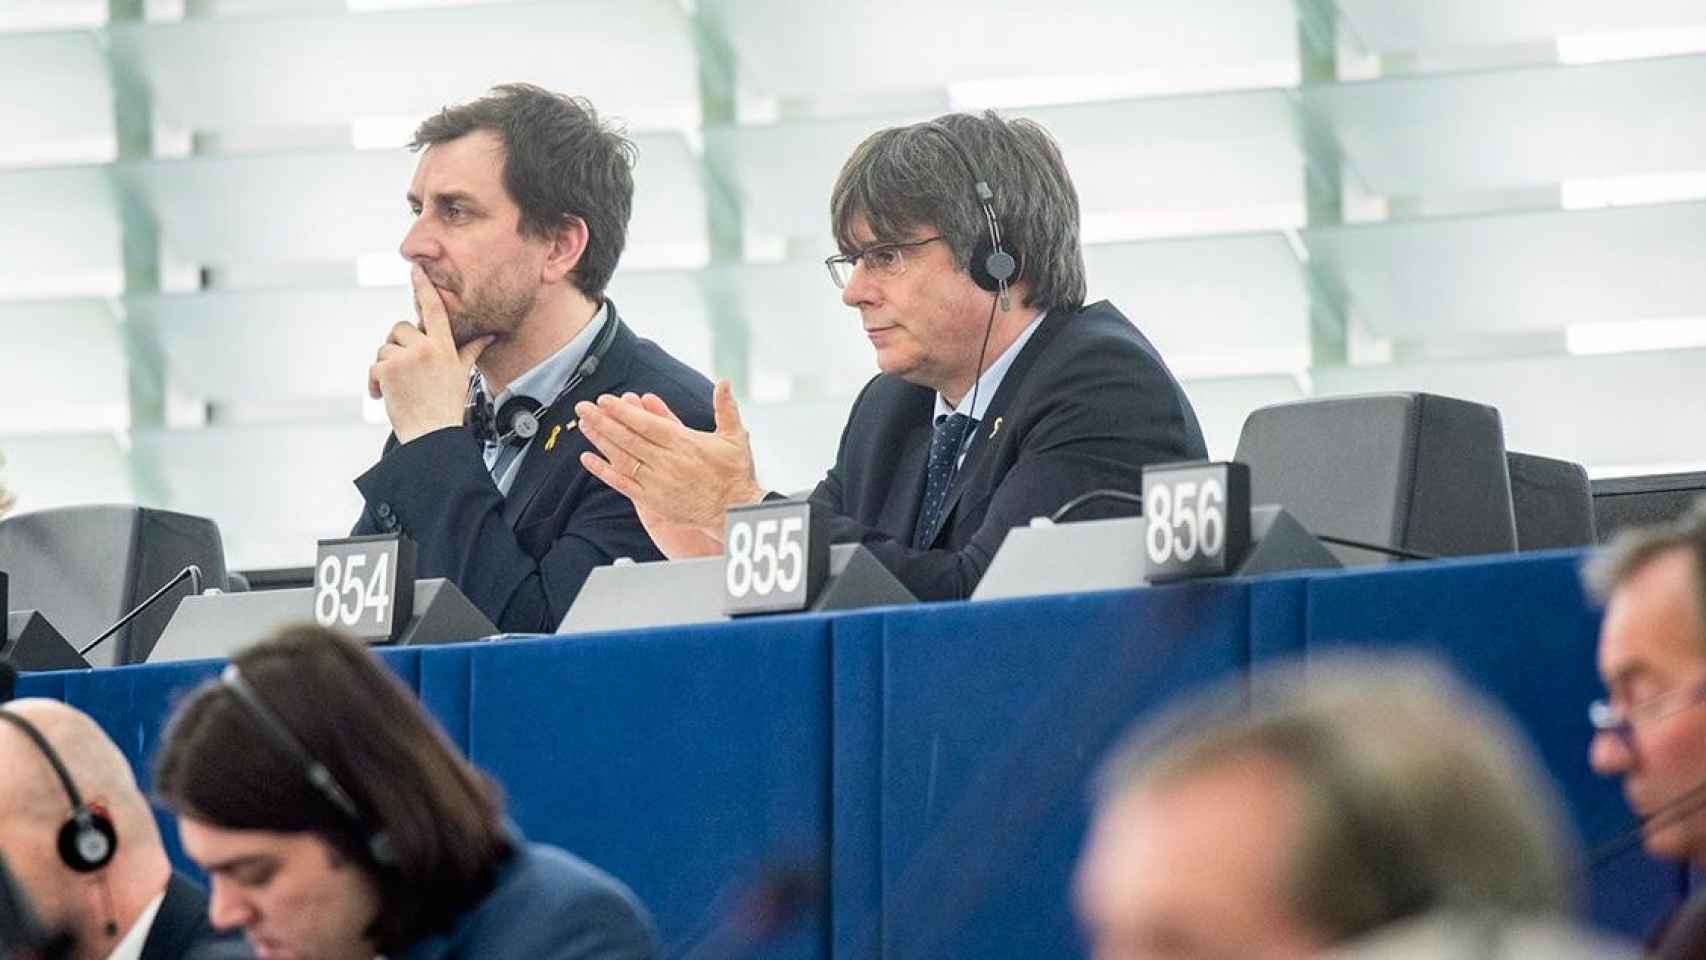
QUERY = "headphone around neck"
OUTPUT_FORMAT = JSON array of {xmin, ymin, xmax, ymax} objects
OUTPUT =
[
  {"xmin": 0, "ymin": 710, "xmax": 118, "ymax": 874},
  {"xmin": 921, "ymin": 121, "xmax": 1019, "ymax": 309},
  {"xmin": 467, "ymin": 307, "xmax": 624, "ymax": 449},
  {"xmin": 219, "ymin": 664, "xmax": 396, "ymax": 867}
]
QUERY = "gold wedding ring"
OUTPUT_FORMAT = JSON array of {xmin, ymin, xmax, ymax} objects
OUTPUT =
[{"xmin": 630, "ymin": 461, "xmax": 645, "ymax": 480}]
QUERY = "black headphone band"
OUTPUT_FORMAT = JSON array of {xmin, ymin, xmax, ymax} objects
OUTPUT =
[
  {"xmin": 919, "ymin": 121, "xmax": 1016, "ymax": 296},
  {"xmin": 0, "ymin": 709, "xmax": 86, "ymax": 811},
  {"xmin": 467, "ymin": 306, "xmax": 624, "ymax": 447},
  {"xmin": 220, "ymin": 664, "xmax": 392, "ymax": 864}
]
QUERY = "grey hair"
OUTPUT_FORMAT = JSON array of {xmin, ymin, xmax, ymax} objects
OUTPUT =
[
  {"xmin": 829, "ymin": 110, "xmax": 1087, "ymax": 315},
  {"xmin": 1582, "ymin": 497, "xmax": 1706, "ymax": 622},
  {"xmin": 1095, "ymin": 655, "xmax": 1579, "ymax": 944}
]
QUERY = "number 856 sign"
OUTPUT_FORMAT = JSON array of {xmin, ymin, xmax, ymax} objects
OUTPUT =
[
  {"xmin": 723, "ymin": 501, "xmax": 828, "ymax": 616},
  {"xmin": 1141, "ymin": 461, "xmax": 1251, "ymax": 582}
]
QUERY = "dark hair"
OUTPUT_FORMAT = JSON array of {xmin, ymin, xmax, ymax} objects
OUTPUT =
[
  {"xmin": 1583, "ymin": 497, "xmax": 1706, "ymax": 621},
  {"xmin": 830, "ymin": 110, "xmax": 1087, "ymax": 315},
  {"xmin": 154, "ymin": 624, "xmax": 511, "ymax": 953},
  {"xmin": 411, "ymin": 82, "xmax": 636, "ymax": 299}
]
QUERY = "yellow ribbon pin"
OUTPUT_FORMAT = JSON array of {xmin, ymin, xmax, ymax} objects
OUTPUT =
[
  {"xmin": 544, "ymin": 423, "xmax": 565, "ymax": 451},
  {"xmin": 989, "ymin": 417, "xmax": 1003, "ymax": 440}
]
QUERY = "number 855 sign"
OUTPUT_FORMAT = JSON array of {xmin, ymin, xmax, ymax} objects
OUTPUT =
[
  {"xmin": 723, "ymin": 501, "xmax": 828, "ymax": 616},
  {"xmin": 1141, "ymin": 461, "xmax": 1251, "ymax": 582}
]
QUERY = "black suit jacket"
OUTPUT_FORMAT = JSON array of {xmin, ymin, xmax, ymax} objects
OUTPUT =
[
  {"xmin": 140, "ymin": 872, "xmax": 223, "ymax": 960},
  {"xmin": 809, "ymin": 300, "xmax": 1206, "ymax": 601},
  {"xmin": 353, "ymin": 303, "xmax": 715, "ymax": 633}
]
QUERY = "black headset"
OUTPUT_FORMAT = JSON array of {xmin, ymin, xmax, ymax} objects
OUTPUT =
[
  {"xmin": 921, "ymin": 121, "xmax": 1019, "ymax": 307},
  {"xmin": 467, "ymin": 309, "xmax": 624, "ymax": 449},
  {"xmin": 0, "ymin": 710, "xmax": 118, "ymax": 874},
  {"xmin": 219, "ymin": 664, "xmax": 396, "ymax": 867}
]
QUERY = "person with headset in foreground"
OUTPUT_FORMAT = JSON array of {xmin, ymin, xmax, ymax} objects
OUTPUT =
[
  {"xmin": 0, "ymin": 699, "xmax": 223, "ymax": 960},
  {"xmin": 152, "ymin": 623, "xmax": 657, "ymax": 960},
  {"xmin": 354, "ymin": 83, "xmax": 713, "ymax": 633},
  {"xmin": 1585, "ymin": 500, "xmax": 1706, "ymax": 958},
  {"xmin": 573, "ymin": 110, "xmax": 1206, "ymax": 601},
  {"xmin": 1075, "ymin": 656, "xmax": 1629, "ymax": 960}
]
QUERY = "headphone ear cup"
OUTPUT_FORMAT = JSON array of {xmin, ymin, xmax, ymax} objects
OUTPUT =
[
  {"xmin": 966, "ymin": 234, "xmax": 1019, "ymax": 294},
  {"xmin": 59, "ymin": 809, "xmax": 117, "ymax": 873},
  {"xmin": 967, "ymin": 235, "xmax": 1001, "ymax": 293},
  {"xmin": 494, "ymin": 396, "xmax": 545, "ymax": 447}
]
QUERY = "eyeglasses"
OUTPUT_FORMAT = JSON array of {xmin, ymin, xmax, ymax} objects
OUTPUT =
[
  {"xmin": 824, "ymin": 235, "xmax": 944, "ymax": 289},
  {"xmin": 1589, "ymin": 678, "xmax": 1706, "ymax": 750}
]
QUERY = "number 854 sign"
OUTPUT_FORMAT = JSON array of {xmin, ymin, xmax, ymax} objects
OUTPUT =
[{"xmin": 314, "ymin": 534, "xmax": 417, "ymax": 642}]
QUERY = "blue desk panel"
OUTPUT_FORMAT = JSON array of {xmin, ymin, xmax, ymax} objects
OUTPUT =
[
  {"xmin": 858, "ymin": 584, "xmax": 1252, "ymax": 958},
  {"xmin": 426, "ymin": 618, "xmax": 835, "ymax": 959},
  {"xmin": 1303, "ymin": 549, "xmax": 1683, "ymax": 937}
]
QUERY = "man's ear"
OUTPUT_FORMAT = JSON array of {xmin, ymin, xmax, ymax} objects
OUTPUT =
[{"xmin": 542, "ymin": 214, "xmax": 589, "ymax": 285}]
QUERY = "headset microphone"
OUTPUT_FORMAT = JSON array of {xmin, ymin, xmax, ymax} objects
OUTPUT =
[{"xmin": 1589, "ymin": 774, "xmax": 1706, "ymax": 868}]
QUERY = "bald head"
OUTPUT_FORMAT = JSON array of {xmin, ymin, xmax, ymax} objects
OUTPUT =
[
  {"xmin": 0, "ymin": 700, "xmax": 154, "ymax": 836},
  {"xmin": 0, "ymin": 699, "xmax": 172, "ymax": 959}
]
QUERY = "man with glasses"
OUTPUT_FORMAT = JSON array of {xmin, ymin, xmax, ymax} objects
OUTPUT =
[
  {"xmin": 573, "ymin": 111, "xmax": 1205, "ymax": 600},
  {"xmin": 1585, "ymin": 500, "xmax": 1706, "ymax": 958}
]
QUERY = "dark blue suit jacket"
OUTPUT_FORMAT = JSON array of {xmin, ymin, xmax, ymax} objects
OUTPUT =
[
  {"xmin": 809, "ymin": 300, "xmax": 1206, "ymax": 600},
  {"xmin": 352, "ymin": 304, "xmax": 714, "ymax": 633},
  {"xmin": 394, "ymin": 841, "xmax": 657, "ymax": 960},
  {"xmin": 143, "ymin": 872, "xmax": 228, "ymax": 960}
]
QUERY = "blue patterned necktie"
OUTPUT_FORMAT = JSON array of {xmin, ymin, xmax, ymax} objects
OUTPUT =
[{"xmin": 913, "ymin": 412, "xmax": 975, "ymax": 548}]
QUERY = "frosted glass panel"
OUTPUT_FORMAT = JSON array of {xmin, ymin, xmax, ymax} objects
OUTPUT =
[
  {"xmin": 0, "ymin": 167, "xmax": 122, "ymax": 299},
  {"xmin": 120, "ymin": 133, "xmax": 704, "ymax": 269},
  {"xmin": 1311, "ymin": 348, "xmax": 1706, "ymax": 470},
  {"xmin": 0, "ymin": 301, "xmax": 128, "ymax": 424},
  {"xmin": 1334, "ymin": 0, "xmax": 1706, "ymax": 54},
  {"xmin": 706, "ymin": 0, "xmax": 1297, "ymax": 99},
  {"xmin": 1308, "ymin": 54, "xmax": 1706, "ymax": 196},
  {"xmin": 1177, "ymin": 374, "xmax": 1306, "ymax": 460},
  {"xmin": 1084, "ymin": 233, "xmax": 1308, "ymax": 378},
  {"xmin": 0, "ymin": 1, "xmax": 105, "ymax": 33},
  {"xmin": 130, "ymin": 423, "xmax": 390, "ymax": 568},
  {"xmin": 1304, "ymin": 201, "xmax": 1706, "ymax": 336},
  {"xmin": 741, "ymin": 399, "xmax": 852, "ymax": 496},
  {"xmin": 0, "ymin": 435, "xmax": 133, "ymax": 517},
  {"xmin": 0, "ymin": 32, "xmax": 112, "ymax": 167},
  {"xmin": 109, "ymin": 0, "xmax": 698, "ymax": 132},
  {"xmin": 706, "ymin": 90, "xmax": 1303, "ymax": 245}
]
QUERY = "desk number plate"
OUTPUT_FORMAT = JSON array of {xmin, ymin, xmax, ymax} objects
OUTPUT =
[
  {"xmin": 1141, "ymin": 461, "xmax": 1251, "ymax": 582},
  {"xmin": 314, "ymin": 534, "xmax": 417, "ymax": 642},
  {"xmin": 723, "ymin": 500, "xmax": 828, "ymax": 616}
]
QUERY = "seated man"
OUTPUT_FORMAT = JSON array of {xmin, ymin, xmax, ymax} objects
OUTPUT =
[
  {"xmin": 0, "ymin": 699, "xmax": 222, "ymax": 959},
  {"xmin": 574, "ymin": 110, "xmax": 1205, "ymax": 600},
  {"xmin": 153, "ymin": 623, "xmax": 657, "ymax": 960},
  {"xmin": 1075, "ymin": 656, "xmax": 1619, "ymax": 959},
  {"xmin": 354, "ymin": 83, "xmax": 714, "ymax": 632},
  {"xmin": 1585, "ymin": 500, "xmax": 1706, "ymax": 958}
]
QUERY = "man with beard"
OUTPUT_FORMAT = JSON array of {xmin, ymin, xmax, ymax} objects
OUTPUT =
[{"xmin": 355, "ymin": 84, "xmax": 713, "ymax": 633}]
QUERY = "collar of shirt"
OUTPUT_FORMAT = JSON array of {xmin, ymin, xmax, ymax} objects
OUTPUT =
[
  {"xmin": 479, "ymin": 301, "xmax": 609, "ymax": 455},
  {"xmin": 103, "ymin": 890, "xmax": 165, "ymax": 960},
  {"xmin": 933, "ymin": 309, "xmax": 1047, "ymax": 425}
]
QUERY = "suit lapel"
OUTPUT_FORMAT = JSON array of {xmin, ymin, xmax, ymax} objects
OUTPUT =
[
  {"xmin": 920, "ymin": 308, "xmax": 1068, "ymax": 549},
  {"xmin": 501, "ymin": 312, "xmax": 635, "ymax": 529}
]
